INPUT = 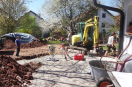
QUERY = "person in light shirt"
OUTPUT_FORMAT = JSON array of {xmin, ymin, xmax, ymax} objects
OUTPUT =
[{"xmin": 104, "ymin": 32, "xmax": 116, "ymax": 57}]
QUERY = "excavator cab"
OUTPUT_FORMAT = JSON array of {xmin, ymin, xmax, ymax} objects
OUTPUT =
[{"xmin": 77, "ymin": 22, "xmax": 94, "ymax": 45}]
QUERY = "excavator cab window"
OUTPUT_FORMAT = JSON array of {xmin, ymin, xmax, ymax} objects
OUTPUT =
[
  {"xmin": 86, "ymin": 26, "xmax": 94, "ymax": 46},
  {"xmin": 77, "ymin": 23, "xmax": 81, "ymax": 33},
  {"xmin": 77, "ymin": 22, "xmax": 85, "ymax": 41},
  {"xmin": 82, "ymin": 24, "xmax": 85, "ymax": 35}
]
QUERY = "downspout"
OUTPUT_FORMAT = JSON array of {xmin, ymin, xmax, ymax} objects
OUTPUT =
[{"xmin": 93, "ymin": 0, "xmax": 125, "ymax": 55}]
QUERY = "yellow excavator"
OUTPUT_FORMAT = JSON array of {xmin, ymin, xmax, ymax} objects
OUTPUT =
[{"xmin": 71, "ymin": 16, "xmax": 99, "ymax": 51}]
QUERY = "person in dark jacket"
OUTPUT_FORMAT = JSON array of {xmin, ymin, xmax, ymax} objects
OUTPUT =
[{"xmin": 15, "ymin": 36, "xmax": 21, "ymax": 56}]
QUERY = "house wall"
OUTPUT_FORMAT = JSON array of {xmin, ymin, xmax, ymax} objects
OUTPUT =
[
  {"xmin": 97, "ymin": 8, "xmax": 116, "ymax": 32},
  {"xmin": 123, "ymin": 0, "xmax": 132, "ymax": 54}
]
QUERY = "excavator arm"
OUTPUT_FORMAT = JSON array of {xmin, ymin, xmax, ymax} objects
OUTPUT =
[{"xmin": 83, "ymin": 16, "xmax": 99, "ymax": 47}]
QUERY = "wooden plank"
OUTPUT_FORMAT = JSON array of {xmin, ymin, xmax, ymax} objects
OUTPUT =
[
  {"xmin": 98, "ymin": 45, "xmax": 107, "ymax": 47},
  {"xmin": 0, "ymin": 50, "xmax": 14, "ymax": 55},
  {"xmin": 107, "ymin": 72, "xmax": 121, "ymax": 87}
]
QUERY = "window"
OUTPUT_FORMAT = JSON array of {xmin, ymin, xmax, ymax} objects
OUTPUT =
[
  {"xmin": 82, "ymin": 24, "xmax": 85, "ymax": 33},
  {"xmin": 102, "ymin": 23, "xmax": 105, "ymax": 28},
  {"xmin": 102, "ymin": 13, "xmax": 106, "ymax": 18}
]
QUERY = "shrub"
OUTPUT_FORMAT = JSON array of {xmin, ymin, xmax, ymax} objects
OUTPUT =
[{"xmin": 61, "ymin": 30, "xmax": 67, "ymax": 34}]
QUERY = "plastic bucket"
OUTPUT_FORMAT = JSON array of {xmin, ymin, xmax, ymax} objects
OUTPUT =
[{"xmin": 89, "ymin": 60, "xmax": 109, "ymax": 81}]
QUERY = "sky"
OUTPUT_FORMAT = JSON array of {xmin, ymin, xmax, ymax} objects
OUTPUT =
[
  {"xmin": 28, "ymin": 0, "xmax": 118, "ymax": 16},
  {"xmin": 27, "ymin": 0, "xmax": 46, "ymax": 14},
  {"xmin": 100, "ymin": 0, "xmax": 119, "ymax": 16}
]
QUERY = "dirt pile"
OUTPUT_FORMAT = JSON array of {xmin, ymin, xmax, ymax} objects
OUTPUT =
[
  {"xmin": 21, "ymin": 40, "xmax": 45, "ymax": 49},
  {"xmin": 24, "ymin": 62, "xmax": 42, "ymax": 72},
  {"xmin": 0, "ymin": 56, "xmax": 33, "ymax": 87},
  {"xmin": 3, "ymin": 39, "xmax": 16, "ymax": 49},
  {"xmin": 3, "ymin": 39, "xmax": 46, "ymax": 50}
]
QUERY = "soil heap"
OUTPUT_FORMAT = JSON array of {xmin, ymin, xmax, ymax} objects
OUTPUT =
[
  {"xmin": 3, "ymin": 39, "xmax": 45, "ymax": 50},
  {"xmin": 0, "ymin": 56, "xmax": 33, "ymax": 87}
]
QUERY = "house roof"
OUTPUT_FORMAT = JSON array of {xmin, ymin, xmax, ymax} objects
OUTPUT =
[
  {"xmin": 29, "ymin": 10, "xmax": 43, "ymax": 20},
  {"xmin": 72, "ymin": 8, "xmax": 114, "ymax": 23},
  {"xmin": 72, "ymin": 8, "xmax": 97, "ymax": 22},
  {"xmin": 103, "ymin": 9, "xmax": 114, "ymax": 17}
]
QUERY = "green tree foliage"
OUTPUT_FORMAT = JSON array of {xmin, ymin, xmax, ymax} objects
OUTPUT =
[
  {"xmin": 17, "ymin": 29, "xmax": 32, "ymax": 34},
  {"xmin": 32, "ymin": 25, "xmax": 42, "ymax": 39},
  {"xmin": 19, "ymin": 15, "xmax": 36, "ymax": 30},
  {"xmin": 0, "ymin": 0, "xmax": 30, "ymax": 35},
  {"xmin": 61, "ymin": 30, "xmax": 67, "ymax": 34},
  {"xmin": 18, "ymin": 14, "xmax": 42, "ymax": 38}
]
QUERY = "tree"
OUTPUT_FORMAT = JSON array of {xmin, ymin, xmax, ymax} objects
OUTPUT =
[
  {"xmin": 18, "ymin": 14, "xmax": 42, "ymax": 38},
  {"xmin": 0, "ymin": 0, "xmax": 31, "ymax": 35},
  {"xmin": 40, "ymin": 0, "xmax": 95, "ymax": 32},
  {"xmin": 111, "ymin": 0, "xmax": 124, "ymax": 10}
]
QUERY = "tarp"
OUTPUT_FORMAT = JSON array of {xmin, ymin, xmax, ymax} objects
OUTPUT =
[{"xmin": 2, "ymin": 33, "xmax": 36, "ymax": 43}]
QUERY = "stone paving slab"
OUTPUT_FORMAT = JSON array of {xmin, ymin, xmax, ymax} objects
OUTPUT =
[{"xmin": 17, "ymin": 54, "xmax": 116, "ymax": 87}]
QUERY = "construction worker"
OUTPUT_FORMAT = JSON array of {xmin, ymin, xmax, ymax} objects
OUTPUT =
[
  {"xmin": 15, "ymin": 36, "xmax": 21, "ymax": 57},
  {"xmin": 61, "ymin": 36, "xmax": 65, "ymax": 42},
  {"xmin": 104, "ymin": 32, "xmax": 116, "ymax": 57}
]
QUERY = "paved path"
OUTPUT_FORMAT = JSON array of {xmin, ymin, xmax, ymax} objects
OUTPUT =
[{"xmin": 17, "ymin": 54, "xmax": 115, "ymax": 87}]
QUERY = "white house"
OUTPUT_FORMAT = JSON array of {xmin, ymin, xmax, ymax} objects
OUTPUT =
[
  {"xmin": 97, "ymin": 8, "xmax": 116, "ymax": 32},
  {"xmin": 123, "ymin": 0, "xmax": 132, "ymax": 54}
]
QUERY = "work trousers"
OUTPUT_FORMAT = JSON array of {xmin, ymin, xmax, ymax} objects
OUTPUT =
[{"xmin": 16, "ymin": 46, "xmax": 20, "ymax": 56}]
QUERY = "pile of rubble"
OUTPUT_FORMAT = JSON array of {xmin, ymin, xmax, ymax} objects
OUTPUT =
[
  {"xmin": 0, "ymin": 56, "xmax": 34, "ymax": 87},
  {"xmin": 3, "ymin": 39, "xmax": 46, "ymax": 50}
]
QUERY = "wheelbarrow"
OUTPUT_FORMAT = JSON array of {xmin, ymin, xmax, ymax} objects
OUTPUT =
[
  {"xmin": 96, "ymin": 37, "xmax": 132, "ymax": 87},
  {"xmin": 90, "ymin": 36, "xmax": 132, "ymax": 87}
]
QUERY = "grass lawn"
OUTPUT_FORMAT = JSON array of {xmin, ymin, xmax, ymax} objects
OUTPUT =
[{"xmin": 47, "ymin": 40, "xmax": 67, "ymax": 44}]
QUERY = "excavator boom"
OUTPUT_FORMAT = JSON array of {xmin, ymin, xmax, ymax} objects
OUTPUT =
[{"xmin": 83, "ymin": 16, "xmax": 99, "ymax": 47}]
